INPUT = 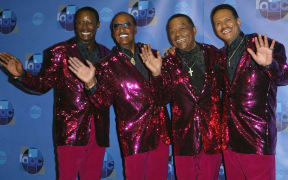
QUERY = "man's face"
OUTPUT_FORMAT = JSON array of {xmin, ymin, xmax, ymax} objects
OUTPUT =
[
  {"xmin": 75, "ymin": 10, "xmax": 99, "ymax": 45},
  {"xmin": 212, "ymin": 9, "xmax": 241, "ymax": 45},
  {"xmin": 112, "ymin": 14, "xmax": 137, "ymax": 50},
  {"xmin": 168, "ymin": 17, "xmax": 196, "ymax": 51}
]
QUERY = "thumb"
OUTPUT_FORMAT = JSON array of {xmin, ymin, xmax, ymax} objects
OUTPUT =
[{"xmin": 86, "ymin": 60, "xmax": 94, "ymax": 68}]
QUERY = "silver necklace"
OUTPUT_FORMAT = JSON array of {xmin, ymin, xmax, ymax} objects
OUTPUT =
[
  {"xmin": 227, "ymin": 35, "xmax": 245, "ymax": 67},
  {"xmin": 121, "ymin": 52, "xmax": 136, "ymax": 65}
]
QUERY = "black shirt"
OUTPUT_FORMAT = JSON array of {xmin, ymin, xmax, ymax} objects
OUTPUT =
[
  {"xmin": 76, "ymin": 38, "xmax": 100, "ymax": 65},
  {"xmin": 176, "ymin": 44, "xmax": 205, "ymax": 95}
]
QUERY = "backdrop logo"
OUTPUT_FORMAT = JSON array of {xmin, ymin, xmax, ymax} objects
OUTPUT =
[
  {"xmin": 218, "ymin": 163, "xmax": 226, "ymax": 180},
  {"xmin": 256, "ymin": 0, "xmax": 288, "ymax": 21},
  {"xmin": 0, "ymin": 9, "xmax": 17, "ymax": 34},
  {"xmin": 0, "ymin": 100, "xmax": 14, "ymax": 125},
  {"xmin": 30, "ymin": 105, "xmax": 42, "ymax": 119},
  {"xmin": 129, "ymin": 0, "xmax": 156, "ymax": 26},
  {"xmin": 100, "ymin": 8, "xmax": 114, "ymax": 23},
  {"xmin": 20, "ymin": 147, "xmax": 44, "ymax": 174},
  {"xmin": 25, "ymin": 53, "xmax": 43, "ymax": 75},
  {"xmin": 175, "ymin": 2, "xmax": 191, "ymax": 14},
  {"xmin": 57, "ymin": 5, "xmax": 77, "ymax": 31},
  {"xmin": 101, "ymin": 152, "xmax": 115, "ymax": 178},
  {"xmin": 0, "ymin": 151, "xmax": 7, "ymax": 165},
  {"xmin": 32, "ymin": 12, "xmax": 45, "ymax": 26}
]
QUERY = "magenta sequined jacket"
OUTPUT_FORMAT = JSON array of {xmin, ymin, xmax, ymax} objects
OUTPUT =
[
  {"xmin": 17, "ymin": 38, "xmax": 111, "ymax": 146},
  {"xmin": 222, "ymin": 34, "xmax": 288, "ymax": 155},
  {"xmin": 89, "ymin": 46, "xmax": 171, "ymax": 157},
  {"xmin": 153, "ymin": 43, "xmax": 225, "ymax": 155}
]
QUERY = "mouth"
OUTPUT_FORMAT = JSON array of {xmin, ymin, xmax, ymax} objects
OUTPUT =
[
  {"xmin": 119, "ymin": 33, "xmax": 129, "ymax": 38},
  {"xmin": 221, "ymin": 28, "xmax": 232, "ymax": 34},
  {"xmin": 176, "ymin": 37, "xmax": 186, "ymax": 43},
  {"xmin": 81, "ymin": 32, "xmax": 91, "ymax": 36}
]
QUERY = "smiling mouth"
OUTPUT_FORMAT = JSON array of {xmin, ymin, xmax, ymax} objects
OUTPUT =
[
  {"xmin": 81, "ymin": 32, "xmax": 91, "ymax": 36},
  {"xmin": 119, "ymin": 34, "xmax": 128, "ymax": 38},
  {"xmin": 176, "ymin": 37, "xmax": 186, "ymax": 43},
  {"xmin": 222, "ymin": 28, "xmax": 232, "ymax": 34}
]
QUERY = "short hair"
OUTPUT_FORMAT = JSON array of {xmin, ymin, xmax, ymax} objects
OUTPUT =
[
  {"xmin": 210, "ymin": 4, "xmax": 239, "ymax": 23},
  {"xmin": 166, "ymin": 14, "xmax": 195, "ymax": 33},
  {"xmin": 110, "ymin": 12, "xmax": 137, "ymax": 32},
  {"xmin": 74, "ymin": 6, "xmax": 99, "ymax": 28}
]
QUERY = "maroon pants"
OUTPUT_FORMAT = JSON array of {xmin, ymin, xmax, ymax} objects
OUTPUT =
[
  {"xmin": 223, "ymin": 149, "xmax": 275, "ymax": 180},
  {"xmin": 124, "ymin": 141, "xmax": 169, "ymax": 180},
  {"xmin": 174, "ymin": 150, "xmax": 222, "ymax": 180},
  {"xmin": 56, "ymin": 120, "xmax": 105, "ymax": 180}
]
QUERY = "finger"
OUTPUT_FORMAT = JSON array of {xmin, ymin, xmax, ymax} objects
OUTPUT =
[
  {"xmin": 147, "ymin": 44, "xmax": 154, "ymax": 57},
  {"xmin": 258, "ymin": 34, "xmax": 264, "ymax": 47},
  {"xmin": 70, "ymin": 57, "xmax": 83, "ymax": 67},
  {"xmin": 68, "ymin": 65, "xmax": 78, "ymax": 74},
  {"xmin": 86, "ymin": 60, "xmax": 95, "ymax": 70},
  {"xmin": 0, "ymin": 53, "xmax": 11, "ymax": 64},
  {"xmin": 68, "ymin": 58, "xmax": 80, "ymax": 69},
  {"xmin": 156, "ymin": 50, "xmax": 161, "ymax": 59},
  {"xmin": 270, "ymin": 40, "xmax": 275, "ymax": 50},
  {"xmin": 247, "ymin": 48, "xmax": 257, "ymax": 61},
  {"xmin": 254, "ymin": 37, "xmax": 260, "ymax": 50},
  {"xmin": 264, "ymin": 34, "xmax": 269, "ymax": 48}
]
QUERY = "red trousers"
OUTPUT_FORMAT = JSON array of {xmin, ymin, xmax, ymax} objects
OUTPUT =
[
  {"xmin": 223, "ymin": 149, "xmax": 275, "ymax": 180},
  {"xmin": 56, "ymin": 120, "xmax": 105, "ymax": 180},
  {"xmin": 124, "ymin": 141, "xmax": 169, "ymax": 180},
  {"xmin": 174, "ymin": 150, "xmax": 222, "ymax": 180}
]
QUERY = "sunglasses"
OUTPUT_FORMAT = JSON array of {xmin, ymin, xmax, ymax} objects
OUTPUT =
[{"xmin": 112, "ymin": 22, "xmax": 132, "ymax": 30}]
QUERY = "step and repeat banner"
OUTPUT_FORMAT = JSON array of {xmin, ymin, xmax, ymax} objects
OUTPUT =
[{"xmin": 0, "ymin": 0, "xmax": 288, "ymax": 179}]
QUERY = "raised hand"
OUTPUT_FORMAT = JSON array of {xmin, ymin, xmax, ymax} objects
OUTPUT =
[
  {"xmin": 0, "ymin": 52, "xmax": 24, "ymax": 77},
  {"xmin": 140, "ymin": 44, "xmax": 162, "ymax": 76},
  {"xmin": 68, "ymin": 57, "xmax": 96, "ymax": 87},
  {"xmin": 247, "ymin": 34, "xmax": 275, "ymax": 66}
]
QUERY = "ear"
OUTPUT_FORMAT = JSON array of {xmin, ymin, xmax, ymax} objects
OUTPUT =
[
  {"xmin": 134, "ymin": 25, "xmax": 137, "ymax": 34},
  {"xmin": 193, "ymin": 26, "xmax": 197, "ymax": 35},
  {"xmin": 236, "ymin": 17, "xmax": 241, "ymax": 27},
  {"xmin": 97, "ymin": 21, "xmax": 100, "ymax": 28}
]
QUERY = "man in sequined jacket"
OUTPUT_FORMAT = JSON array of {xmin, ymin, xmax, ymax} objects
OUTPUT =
[
  {"xmin": 139, "ymin": 14, "xmax": 224, "ymax": 180},
  {"xmin": 211, "ymin": 4, "xmax": 288, "ymax": 180},
  {"xmin": 0, "ymin": 7, "xmax": 110, "ymax": 180},
  {"xmin": 68, "ymin": 12, "xmax": 171, "ymax": 180}
]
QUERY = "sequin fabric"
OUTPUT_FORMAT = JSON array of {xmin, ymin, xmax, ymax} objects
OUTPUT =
[
  {"xmin": 19, "ymin": 38, "xmax": 111, "ymax": 146},
  {"xmin": 221, "ymin": 33, "xmax": 288, "ymax": 155},
  {"xmin": 89, "ymin": 46, "xmax": 171, "ymax": 157},
  {"xmin": 152, "ymin": 44, "xmax": 225, "ymax": 155}
]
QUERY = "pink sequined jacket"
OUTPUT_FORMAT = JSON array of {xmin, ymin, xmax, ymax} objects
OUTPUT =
[
  {"xmin": 221, "ymin": 34, "xmax": 288, "ymax": 155},
  {"xmin": 153, "ymin": 43, "xmax": 225, "ymax": 156},
  {"xmin": 89, "ymin": 46, "xmax": 171, "ymax": 157},
  {"xmin": 17, "ymin": 38, "xmax": 111, "ymax": 146}
]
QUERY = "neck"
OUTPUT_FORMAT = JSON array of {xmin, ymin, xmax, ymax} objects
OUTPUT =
[{"xmin": 121, "ymin": 43, "xmax": 135, "ymax": 54}]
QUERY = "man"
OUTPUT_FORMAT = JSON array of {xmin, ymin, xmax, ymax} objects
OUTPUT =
[
  {"xmin": 139, "ymin": 14, "xmax": 224, "ymax": 180},
  {"xmin": 0, "ymin": 7, "xmax": 110, "ymax": 180},
  {"xmin": 211, "ymin": 4, "xmax": 288, "ymax": 180},
  {"xmin": 68, "ymin": 12, "xmax": 170, "ymax": 180}
]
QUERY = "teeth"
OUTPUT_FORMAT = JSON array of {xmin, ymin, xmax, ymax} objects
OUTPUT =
[
  {"xmin": 82, "ymin": 32, "xmax": 91, "ymax": 35},
  {"xmin": 176, "ymin": 38, "xmax": 186, "ymax": 43},
  {"xmin": 222, "ymin": 29, "xmax": 231, "ymax": 34},
  {"xmin": 120, "ymin": 34, "xmax": 128, "ymax": 38}
]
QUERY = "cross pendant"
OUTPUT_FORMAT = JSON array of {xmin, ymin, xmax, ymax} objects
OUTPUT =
[
  {"xmin": 188, "ymin": 68, "xmax": 193, "ymax": 76},
  {"xmin": 130, "ymin": 57, "xmax": 136, "ymax": 65}
]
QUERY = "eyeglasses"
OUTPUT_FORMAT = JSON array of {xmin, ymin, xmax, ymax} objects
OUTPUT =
[{"xmin": 112, "ymin": 22, "xmax": 132, "ymax": 30}]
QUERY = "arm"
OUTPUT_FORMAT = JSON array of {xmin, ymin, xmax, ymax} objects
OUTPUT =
[
  {"xmin": 68, "ymin": 57, "xmax": 114, "ymax": 109},
  {"xmin": 0, "ymin": 49, "xmax": 59, "ymax": 94}
]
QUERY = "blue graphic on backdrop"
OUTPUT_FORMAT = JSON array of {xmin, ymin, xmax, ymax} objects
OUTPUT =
[
  {"xmin": 0, "ymin": 9, "xmax": 17, "ymax": 34},
  {"xmin": 20, "ymin": 147, "xmax": 44, "ymax": 174},
  {"xmin": 0, "ymin": 100, "xmax": 14, "ymax": 125},
  {"xmin": 57, "ymin": 5, "xmax": 77, "ymax": 31},
  {"xmin": 30, "ymin": 105, "xmax": 42, "ymax": 119},
  {"xmin": 101, "ymin": 151, "xmax": 115, "ymax": 178},
  {"xmin": 219, "ymin": 163, "xmax": 226, "ymax": 180},
  {"xmin": 32, "ymin": 12, "xmax": 45, "ymax": 26},
  {"xmin": 0, "ymin": 151, "xmax": 7, "ymax": 165},
  {"xmin": 25, "ymin": 53, "xmax": 43, "ymax": 75},
  {"xmin": 167, "ymin": 155, "xmax": 176, "ymax": 180},
  {"xmin": 256, "ymin": 0, "xmax": 288, "ymax": 21},
  {"xmin": 175, "ymin": 1, "xmax": 191, "ymax": 14},
  {"xmin": 129, "ymin": 0, "xmax": 155, "ymax": 26},
  {"xmin": 100, "ymin": 8, "xmax": 114, "ymax": 23}
]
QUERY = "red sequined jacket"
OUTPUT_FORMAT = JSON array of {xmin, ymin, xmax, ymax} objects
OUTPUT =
[
  {"xmin": 17, "ymin": 38, "xmax": 111, "ymax": 146},
  {"xmin": 153, "ymin": 43, "xmax": 224, "ymax": 155}
]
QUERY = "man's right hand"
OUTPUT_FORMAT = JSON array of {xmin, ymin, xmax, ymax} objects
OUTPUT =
[
  {"xmin": 68, "ymin": 57, "xmax": 96, "ymax": 86},
  {"xmin": 0, "ymin": 52, "xmax": 24, "ymax": 77},
  {"xmin": 140, "ymin": 44, "xmax": 162, "ymax": 77}
]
